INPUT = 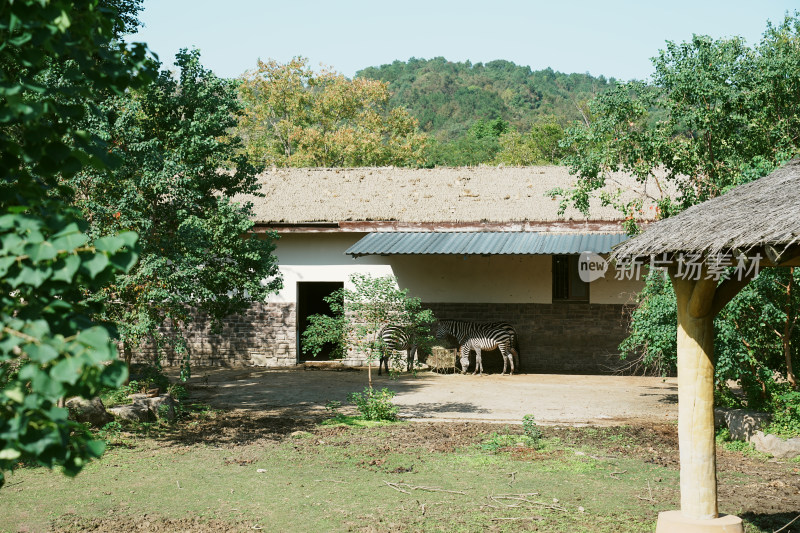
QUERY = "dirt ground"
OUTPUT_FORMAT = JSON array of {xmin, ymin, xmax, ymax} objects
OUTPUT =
[
  {"xmin": 7, "ymin": 367, "xmax": 796, "ymax": 533},
  {"xmin": 175, "ymin": 366, "xmax": 679, "ymax": 426}
]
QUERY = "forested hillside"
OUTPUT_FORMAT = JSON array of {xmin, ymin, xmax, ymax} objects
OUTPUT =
[
  {"xmin": 355, "ymin": 57, "xmax": 617, "ymax": 165},
  {"xmin": 235, "ymin": 57, "xmax": 621, "ymax": 167},
  {"xmin": 357, "ymin": 57, "xmax": 617, "ymax": 139}
]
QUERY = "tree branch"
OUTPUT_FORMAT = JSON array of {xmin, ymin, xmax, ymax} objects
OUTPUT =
[{"xmin": 711, "ymin": 274, "xmax": 755, "ymax": 316}]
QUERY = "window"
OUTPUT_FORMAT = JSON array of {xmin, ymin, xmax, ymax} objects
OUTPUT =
[{"xmin": 552, "ymin": 255, "xmax": 589, "ymax": 301}]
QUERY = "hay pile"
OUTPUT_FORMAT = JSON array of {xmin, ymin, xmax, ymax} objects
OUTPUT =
[{"xmin": 428, "ymin": 346, "xmax": 458, "ymax": 374}]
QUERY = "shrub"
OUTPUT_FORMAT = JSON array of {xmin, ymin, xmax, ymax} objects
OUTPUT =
[
  {"xmin": 765, "ymin": 388, "xmax": 800, "ymax": 438},
  {"xmin": 522, "ymin": 414, "xmax": 543, "ymax": 448},
  {"xmin": 348, "ymin": 387, "xmax": 399, "ymax": 421}
]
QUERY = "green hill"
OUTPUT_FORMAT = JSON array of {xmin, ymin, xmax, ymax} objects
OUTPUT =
[{"xmin": 356, "ymin": 57, "xmax": 618, "ymax": 141}]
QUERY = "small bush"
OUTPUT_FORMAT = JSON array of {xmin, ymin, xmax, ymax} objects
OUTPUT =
[
  {"xmin": 765, "ymin": 388, "xmax": 800, "ymax": 438},
  {"xmin": 167, "ymin": 383, "xmax": 189, "ymax": 401},
  {"xmin": 348, "ymin": 387, "xmax": 398, "ymax": 421},
  {"xmin": 522, "ymin": 414, "xmax": 543, "ymax": 445},
  {"xmin": 481, "ymin": 431, "xmax": 542, "ymax": 452},
  {"xmin": 102, "ymin": 382, "xmax": 137, "ymax": 407},
  {"xmin": 129, "ymin": 364, "xmax": 170, "ymax": 392},
  {"xmin": 715, "ymin": 427, "xmax": 732, "ymax": 444},
  {"xmin": 324, "ymin": 400, "xmax": 342, "ymax": 417},
  {"xmin": 97, "ymin": 421, "xmax": 124, "ymax": 446}
]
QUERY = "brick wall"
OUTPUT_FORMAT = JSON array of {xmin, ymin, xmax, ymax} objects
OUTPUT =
[
  {"xmin": 133, "ymin": 302, "xmax": 297, "ymax": 367},
  {"xmin": 427, "ymin": 302, "xmax": 632, "ymax": 374},
  {"xmin": 135, "ymin": 301, "xmax": 632, "ymax": 374}
]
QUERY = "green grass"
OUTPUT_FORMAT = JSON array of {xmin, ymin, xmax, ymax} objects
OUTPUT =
[
  {"xmin": 0, "ymin": 416, "xmax": 794, "ymax": 533},
  {"xmin": 318, "ymin": 413, "xmax": 404, "ymax": 428}
]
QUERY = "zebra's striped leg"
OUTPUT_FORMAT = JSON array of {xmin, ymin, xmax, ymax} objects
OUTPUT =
[
  {"xmin": 511, "ymin": 348, "xmax": 519, "ymax": 373},
  {"xmin": 378, "ymin": 351, "xmax": 388, "ymax": 375},
  {"xmin": 474, "ymin": 348, "xmax": 483, "ymax": 375},
  {"xmin": 406, "ymin": 346, "xmax": 417, "ymax": 372}
]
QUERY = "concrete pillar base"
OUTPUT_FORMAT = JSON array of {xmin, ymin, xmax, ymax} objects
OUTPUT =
[{"xmin": 655, "ymin": 510, "xmax": 743, "ymax": 533}]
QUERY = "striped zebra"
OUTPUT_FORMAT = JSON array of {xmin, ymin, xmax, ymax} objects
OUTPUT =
[
  {"xmin": 376, "ymin": 324, "xmax": 419, "ymax": 375},
  {"xmin": 435, "ymin": 319, "xmax": 519, "ymax": 375}
]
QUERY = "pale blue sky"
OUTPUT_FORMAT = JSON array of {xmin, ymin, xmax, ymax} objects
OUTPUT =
[{"xmin": 128, "ymin": 1, "xmax": 798, "ymax": 81}]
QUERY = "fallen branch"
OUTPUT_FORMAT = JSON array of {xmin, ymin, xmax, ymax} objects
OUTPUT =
[
  {"xmin": 383, "ymin": 481, "xmax": 411, "ymax": 494},
  {"xmin": 491, "ymin": 495, "xmax": 567, "ymax": 512},
  {"xmin": 609, "ymin": 470, "xmax": 627, "ymax": 480},
  {"xmin": 506, "ymin": 471, "xmax": 517, "ymax": 486},
  {"xmin": 491, "ymin": 516, "xmax": 544, "ymax": 521},
  {"xmin": 636, "ymin": 480, "xmax": 656, "ymax": 503},
  {"xmin": 774, "ymin": 514, "xmax": 800, "ymax": 533},
  {"xmin": 383, "ymin": 481, "xmax": 467, "ymax": 495},
  {"xmin": 314, "ymin": 479, "xmax": 347, "ymax": 484}
]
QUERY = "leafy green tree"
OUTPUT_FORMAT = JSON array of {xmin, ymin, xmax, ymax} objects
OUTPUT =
[
  {"xmin": 0, "ymin": 0, "xmax": 153, "ymax": 486},
  {"xmin": 238, "ymin": 57, "xmax": 427, "ymax": 167},
  {"xmin": 558, "ymin": 15, "xmax": 800, "ymax": 400},
  {"xmin": 301, "ymin": 290, "xmax": 346, "ymax": 361},
  {"xmin": 497, "ymin": 121, "xmax": 565, "ymax": 165},
  {"xmin": 68, "ymin": 49, "xmax": 282, "ymax": 377},
  {"xmin": 423, "ymin": 118, "xmax": 509, "ymax": 166}
]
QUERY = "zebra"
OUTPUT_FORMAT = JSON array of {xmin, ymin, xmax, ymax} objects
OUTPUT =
[
  {"xmin": 435, "ymin": 319, "xmax": 519, "ymax": 375},
  {"xmin": 376, "ymin": 324, "xmax": 419, "ymax": 375}
]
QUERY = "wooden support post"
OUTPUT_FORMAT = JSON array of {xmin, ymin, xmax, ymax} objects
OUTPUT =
[
  {"xmin": 657, "ymin": 267, "xmax": 744, "ymax": 532},
  {"xmin": 672, "ymin": 271, "xmax": 718, "ymax": 519}
]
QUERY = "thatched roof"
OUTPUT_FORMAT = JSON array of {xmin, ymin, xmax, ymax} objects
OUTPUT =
[
  {"xmin": 239, "ymin": 166, "xmax": 665, "ymax": 224},
  {"xmin": 612, "ymin": 159, "xmax": 800, "ymax": 259}
]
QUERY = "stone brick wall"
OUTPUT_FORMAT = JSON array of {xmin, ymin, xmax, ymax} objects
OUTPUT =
[
  {"xmin": 135, "ymin": 301, "xmax": 631, "ymax": 374},
  {"xmin": 427, "ymin": 302, "xmax": 632, "ymax": 374},
  {"xmin": 133, "ymin": 302, "xmax": 297, "ymax": 367}
]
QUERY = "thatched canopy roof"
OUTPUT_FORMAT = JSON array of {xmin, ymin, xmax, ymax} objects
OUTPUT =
[
  {"xmin": 612, "ymin": 159, "xmax": 800, "ymax": 260},
  {"xmin": 239, "ymin": 166, "xmax": 665, "ymax": 225}
]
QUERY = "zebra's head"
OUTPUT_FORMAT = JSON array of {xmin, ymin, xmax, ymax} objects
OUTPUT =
[{"xmin": 459, "ymin": 352, "xmax": 470, "ymax": 372}]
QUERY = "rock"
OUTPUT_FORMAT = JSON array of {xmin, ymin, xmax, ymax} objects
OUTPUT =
[
  {"xmin": 714, "ymin": 408, "xmax": 772, "ymax": 441},
  {"xmin": 750, "ymin": 431, "xmax": 800, "ymax": 459},
  {"xmin": 111, "ymin": 393, "xmax": 177, "ymax": 422},
  {"xmin": 108, "ymin": 404, "xmax": 154, "ymax": 423},
  {"xmin": 139, "ymin": 394, "xmax": 176, "ymax": 422},
  {"xmin": 66, "ymin": 397, "xmax": 113, "ymax": 427}
]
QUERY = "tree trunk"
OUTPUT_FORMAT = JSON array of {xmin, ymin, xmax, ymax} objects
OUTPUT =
[
  {"xmin": 784, "ymin": 268, "xmax": 797, "ymax": 389},
  {"xmin": 672, "ymin": 272, "xmax": 718, "ymax": 520},
  {"xmin": 123, "ymin": 340, "xmax": 133, "ymax": 385}
]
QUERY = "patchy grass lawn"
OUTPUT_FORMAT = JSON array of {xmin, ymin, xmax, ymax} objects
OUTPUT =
[{"xmin": 1, "ymin": 409, "xmax": 798, "ymax": 533}]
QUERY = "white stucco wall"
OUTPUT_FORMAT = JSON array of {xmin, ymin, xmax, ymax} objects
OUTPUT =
[
  {"xmin": 589, "ymin": 270, "xmax": 645, "ymax": 304},
  {"xmin": 268, "ymin": 233, "xmax": 642, "ymax": 305}
]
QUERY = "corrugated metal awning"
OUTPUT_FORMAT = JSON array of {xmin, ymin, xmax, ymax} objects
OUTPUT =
[{"xmin": 345, "ymin": 231, "xmax": 629, "ymax": 257}]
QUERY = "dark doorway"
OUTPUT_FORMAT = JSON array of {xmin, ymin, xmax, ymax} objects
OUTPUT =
[{"xmin": 297, "ymin": 281, "xmax": 343, "ymax": 362}]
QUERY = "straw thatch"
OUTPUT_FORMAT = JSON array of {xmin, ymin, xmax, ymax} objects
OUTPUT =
[
  {"xmin": 612, "ymin": 159, "xmax": 800, "ymax": 259},
  {"xmin": 238, "ymin": 166, "xmax": 667, "ymax": 224}
]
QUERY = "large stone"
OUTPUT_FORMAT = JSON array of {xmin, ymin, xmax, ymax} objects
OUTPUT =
[
  {"xmin": 108, "ymin": 403, "xmax": 153, "ymax": 423},
  {"xmin": 127, "ymin": 393, "xmax": 177, "ymax": 422},
  {"xmin": 66, "ymin": 397, "xmax": 113, "ymax": 427},
  {"xmin": 750, "ymin": 431, "xmax": 800, "ymax": 459},
  {"xmin": 714, "ymin": 408, "xmax": 772, "ymax": 441}
]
